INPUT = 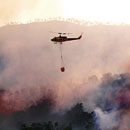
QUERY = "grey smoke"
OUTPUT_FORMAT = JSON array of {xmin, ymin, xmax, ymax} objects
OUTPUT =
[{"xmin": 0, "ymin": 21, "xmax": 130, "ymax": 129}]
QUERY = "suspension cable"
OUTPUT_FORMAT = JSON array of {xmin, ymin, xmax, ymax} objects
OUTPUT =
[{"xmin": 59, "ymin": 43, "xmax": 65, "ymax": 72}]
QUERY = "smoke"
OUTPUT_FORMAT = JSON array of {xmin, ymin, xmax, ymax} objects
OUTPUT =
[
  {"xmin": 0, "ymin": 0, "xmax": 64, "ymax": 25},
  {"xmin": 0, "ymin": 21, "xmax": 130, "ymax": 129},
  {"xmin": 92, "ymin": 73, "xmax": 130, "ymax": 130},
  {"xmin": 0, "ymin": 93, "xmax": 56, "ymax": 130},
  {"xmin": 0, "ymin": 0, "xmax": 39, "ymax": 24}
]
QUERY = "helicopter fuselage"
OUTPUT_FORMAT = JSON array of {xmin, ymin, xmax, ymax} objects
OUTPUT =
[
  {"xmin": 51, "ymin": 36, "xmax": 67, "ymax": 42},
  {"xmin": 51, "ymin": 34, "xmax": 82, "ymax": 43}
]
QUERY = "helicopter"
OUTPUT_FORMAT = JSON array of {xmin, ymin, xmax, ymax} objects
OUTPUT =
[
  {"xmin": 51, "ymin": 32, "xmax": 82, "ymax": 72},
  {"xmin": 51, "ymin": 33, "xmax": 82, "ymax": 44}
]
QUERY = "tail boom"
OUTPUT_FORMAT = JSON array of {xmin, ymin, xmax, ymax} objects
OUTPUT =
[{"xmin": 67, "ymin": 34, "xmax": 82, "ymax": 41}]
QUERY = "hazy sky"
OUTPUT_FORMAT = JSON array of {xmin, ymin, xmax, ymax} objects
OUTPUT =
[{"xmin": 0, "ymin": 0, "xmax": 130, "ymax": 25}]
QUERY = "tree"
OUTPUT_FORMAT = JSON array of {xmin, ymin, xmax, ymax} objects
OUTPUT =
[
  {"xmin": 65, "ymin": 103, "xmax": 96, "ymax": 129},
  {"xmin": 21, "ymin": 121, "xmax": 59, "ymax": 130},
  {"xmin": 64, "ymin": 124, "xmax": 72, "ymax": 130}
]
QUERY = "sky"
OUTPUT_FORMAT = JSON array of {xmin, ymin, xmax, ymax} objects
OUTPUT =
[{"xmin": 1, "ymin": 0, "xmax": 130, "ymax": 25}]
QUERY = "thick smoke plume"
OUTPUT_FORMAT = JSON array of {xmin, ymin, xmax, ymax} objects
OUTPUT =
[
  {"xmin": 93, "ymin": 73, "xmax": 130, "ymax": 130},
  {"xmin": 0, "ymin": 21, "xmax": 130, "ymax": 129}
]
